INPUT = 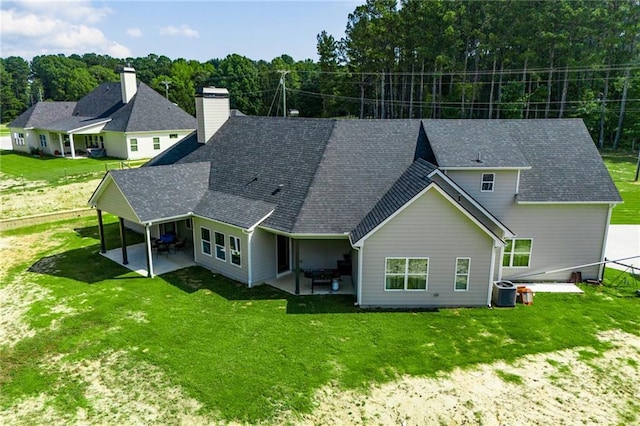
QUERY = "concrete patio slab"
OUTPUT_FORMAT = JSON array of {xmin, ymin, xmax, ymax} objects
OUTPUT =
[
  {"xmin": 101, "ymin": 242, "xmax": 195, "ymax": 277},
  {"xmin": 605, "ymin": 225, "xmax": 640, "ymax": 272}
]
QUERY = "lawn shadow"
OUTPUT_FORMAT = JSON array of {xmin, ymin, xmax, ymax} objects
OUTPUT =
[
  {"xmin": 161, "ymin": 266, "xmax": 359, "ymax": 314},
  {"xmin": 28, "ymin": 244, "xmax": 143, "ymax": 284}
]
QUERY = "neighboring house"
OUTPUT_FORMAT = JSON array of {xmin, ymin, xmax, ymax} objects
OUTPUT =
[
  {"xmin": 89, "ymin": 87, "xmax": 622, "ymax": 308},
  {"xmin": 7, "ymin": 67, "xmax": 196, "ymax": 160}
]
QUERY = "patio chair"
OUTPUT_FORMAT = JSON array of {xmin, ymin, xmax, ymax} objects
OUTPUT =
[
  {"xmin": 173, "ymin": 238, "xmax": 188, "ymax": 254},
  {"xmin": 156, "ymin": 243, "xmax": 170, "ymax": 258}
]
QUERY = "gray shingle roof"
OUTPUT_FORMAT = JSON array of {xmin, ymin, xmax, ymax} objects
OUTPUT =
[
  {"xmin": 43, "ymin": 116, "xmax": 110, "ymax": 132},
  {"xmin": 109, "ymin": 162, "xmax": 210, "ymax": 222},
  {"xmin": 507, "ymin": 119, "xmax": 622, "ymax": 203},
  {"xmin": 106, "ymin": 116, "xmax": 618, "ymax": 234},
  {"xmin": 194, "ymin": 191, "xmax": 275, "ymax": 229},
  {"xmin": 8, "ymin": 102, "xmax": 76, "ymax": 129},
  {"xmin": 143, "ymin": 132, "xmax": 200, "ymax": 167},
  {"xmin": 424, "ymin": 119, "xmax": 530, "ymax": 168},
  {"xmin": 104, "ymin": 83, "xmax": 196, "ymax": 132},
  {"xmin": 350, "ymin": 159, "xmax": 437, "ymax": 243},
  {"xmin": 179, "ymin": 116, "xmax": 336, "ymax": 233},
  {"xmin": 293, "ymin": 119, "xmax": 425, "ymax": 234}
]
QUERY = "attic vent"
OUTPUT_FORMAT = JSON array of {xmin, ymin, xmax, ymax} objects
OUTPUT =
[
  {"xmin": 271, "ymin": 184, "xmax": 284, "ymax": 196},
  {"xmin": 475, "ymin": 152, "xmax": 483, "ymax": 163}
]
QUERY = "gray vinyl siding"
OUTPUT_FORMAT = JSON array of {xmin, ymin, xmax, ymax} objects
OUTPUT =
[
  {"xmin": 501, "ymin": 204, "xmax": 610, "ymax": 281},
  {"xmin": 95, "ymin": 179, "xmax": 139, "ymax": 222},
  {"xmin": 446, "ymin": 170, "xmax": 518, "ymax": 219},
  {"xmin": 299, "ymin": 239, "xmax": 351, "ymax": 271},
  {"xmin": 360, "ymin": 189, "xmax": 494, "ymax": 307},
  {"xmin": 250, "ymin": 228, "xmax": 277, "ymax": 284},
  {"xmin": 192, "ymin": 217, "xmax": 249, "ymax": 283}
]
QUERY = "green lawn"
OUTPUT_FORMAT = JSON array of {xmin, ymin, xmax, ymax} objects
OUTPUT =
[
  {"xmin": 602, "ymin": 151, "xmax": 640, "ymax": 224},
  {"xmin": 1, "ymin": 215, "xmax": 639, "ymax": 422},
  {"xmin": 0, "ymin": 150, "xmax": 146, "ymax": 185},
  {"xmin": 0, "ymin": 124, "xmax": 10, "ymax": 136}
]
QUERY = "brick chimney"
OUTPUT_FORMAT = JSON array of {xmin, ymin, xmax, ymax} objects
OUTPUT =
[
  {"xmin": 119, "ymin": 66, "xmax": 137, "ymax": 104},
  {"xmin": 195, "ymin": 87, "xmax": 230, "ymax": 143}
]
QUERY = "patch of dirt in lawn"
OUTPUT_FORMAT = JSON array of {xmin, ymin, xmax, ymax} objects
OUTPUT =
[
  {"xmin": 0, "ymin": 232, "xmax": 65, "ymax": 347},
  {"xmin": 0, "ymin": 177, "xmax": 101, "ymax": 219},
  {"xmin": 301, "ymin": 330, "xmax": 640, "ymax": 425},
  {"xmin": 0, "ymin": 350, "xmax": 217, "ymax": 425}
]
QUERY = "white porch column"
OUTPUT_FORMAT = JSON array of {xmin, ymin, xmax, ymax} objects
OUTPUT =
[
  {"xmin": 145, "ymin": 224, "xmax": 154, "ymax": 278},
  {"xmin": 58, "ymin": 134, "xmax": 65, "ymax": 157},
  {"xmin": 69, "ymin": 133, "xmax": 76, "ymax": 159}
]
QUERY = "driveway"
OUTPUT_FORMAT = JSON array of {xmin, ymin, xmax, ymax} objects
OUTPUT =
[{"xmin": 605, "ymin": 225, "xmax": 640, "ymax": 272}]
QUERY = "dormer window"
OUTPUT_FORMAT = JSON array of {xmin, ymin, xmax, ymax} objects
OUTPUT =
[{"xmin": 481, "ymin": 173, "xmax": 495, "ymax": 192}]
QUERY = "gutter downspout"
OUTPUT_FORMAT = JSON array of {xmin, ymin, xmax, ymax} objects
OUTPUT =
[
  {"xmin": 243, "ymin": 229, "xmax": 254, "ymax": 287},
  {"xmin": 486, "ymin": 244, "xmax": 497, "ymax": 307},
  {"xmin": 598, "ymin": 203, "xmax": 614, "ymax": 280},
  {"xmin": 356, "ymin": 245, "xmax": 363, "ymax": 306}
]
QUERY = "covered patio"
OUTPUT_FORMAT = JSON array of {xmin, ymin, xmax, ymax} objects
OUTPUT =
[
  {"xmin": 266, "ymin": 272, "xmax": 355, "ymax": 296},
  {"xmin": 101, "ymin": 242, "xmax": 195, "ymax": 276}
]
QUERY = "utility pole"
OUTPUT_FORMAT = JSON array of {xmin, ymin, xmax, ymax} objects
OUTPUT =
[
  {"xmin": 278, "ymin": 70, "xmax": 289, "ymax": 117},
  {"xmin": 161, "ymin": 80, "xmax": 171, "ymax": 99}
]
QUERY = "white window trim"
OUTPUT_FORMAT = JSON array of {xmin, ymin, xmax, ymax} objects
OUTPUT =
[
  {"xmin": 153, "ymin": 137, "xmax": 161, "ymax": 150},
  {"xmin": 130, "ymin": 138, "xmax": 138, "ymax": 152},
  {"xmin": 454, "ymin": 257, "xmax": 471, "ymax": 292},
  {"xmin": 229, "ymin": 235, "xmax": 242, "ymax": 267},
  {"xmin": 384, "ymin": 257, "xmax": 429, "ymax": 292},
  {"xmin": 481, "ymin": 173, "xmax": 495, "ymax": 192},
  {"xmin": 200, "ymin": 226, "xmax": 212, "ymax": 257},
  {"xmin": 214, "ymin": 231, "xmax": 226, "ymax": 262},
  {"xmin": 503, "ymin": 238, "xmax": 533, "ymax": 268},
  {"xmin": 39, "ymin": 134, "xmax": 47, "ymax": 147}
]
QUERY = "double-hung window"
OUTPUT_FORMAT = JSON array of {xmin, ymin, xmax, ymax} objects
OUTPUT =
[
  {"xmin": 130, "ymin": 138, "xmax": 138, "ymax": 152},
  {"xmin": 201, "ymin": 227, "xmax": 211, "ymax": 256},
  {"xmin": 153, "ymin": 137, "xmax": 160, "ymax": 150},
  {"xmin": 229, "ymin": 236, "xmax": 241, "ymax": 266},
  {"xmin": 481, "ymin": 173, "xmax": 495, "ymax": 192},
  {"xmin": 214, "ymin": 232, "xmax": 226, "ymax": 261},
  {"xmin": 39, "ymin": 134, "xmax": 47, "ymax": 148},
  {"xmin": 454, "ymin": 258, "xmax": 471, "ymax": 291},
  {"xmin": 502, "ymin": 239, "xmax": 532, "ymax": 267},
  {"xmin": 385, "ymin": 257, "xmax": 429, "ymax": 291}
]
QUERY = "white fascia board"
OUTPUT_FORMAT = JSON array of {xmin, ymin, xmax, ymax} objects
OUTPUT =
[
  {"xmin": 247, "ymin": 210, "xmax": 275, "ymax": 233},
  {"xmin": 439, "ymin": 166, "xmax": 532, "ymax": 171},
  {"xmin": 125, "ymin": 129, "xmax": 195, "ymax": 135},
  {"xmin": 147, "ymin": 213, "xmax": 193, "ymax": 226},
  {"xmin": 68, "ymin": 119, "xmax": 111, "ymax": 134},
  {"xmin": 353, "ymin": 182, "xmax": 506, "ymax": 247},
  {"xmin": 88, "ymin": 172, "xmax": 113, "ymax": 207},
  {"xmin": 516, "ymin": 200, "xmax": 622, "ymax": 205},
  {"xmin": 428, "ymin": 169, "xmax": 516, "ymax": 238},
  {"xmin": 192, "ymin": 213, "xmax": 247, "ymax": 231},
  {"xmin": 257, "ymin": 226, "xmax": 349, "ymax": 239}
]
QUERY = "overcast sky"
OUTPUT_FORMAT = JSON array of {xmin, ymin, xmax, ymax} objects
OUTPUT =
[{"xmin": 1, "ymin": 0, "xmax": 359, "ymax": 61}]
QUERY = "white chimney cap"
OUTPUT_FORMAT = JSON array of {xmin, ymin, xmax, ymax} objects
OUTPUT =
[{"xmin": 197, "ymin": 87, "xmax": 229, "ymax": 97}]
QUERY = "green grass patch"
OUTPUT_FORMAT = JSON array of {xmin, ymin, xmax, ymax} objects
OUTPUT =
[
  {"xmin": 601, "ymin": 151, "xmax": 640, "ymax": 224},
  {"xmin": 0, "ymin": 150, "xmax": 146, "ymax": 185},
  {"xmin": 1, "ymin": 215, "xmax": 639, "ymax": 422},
  {"xmin": 0, "ymin": 124, "xmax": 10, "ymax": 136},
  {"xmin": 495, "ymin": 370, "xmax": 524, "ymax": 385}
]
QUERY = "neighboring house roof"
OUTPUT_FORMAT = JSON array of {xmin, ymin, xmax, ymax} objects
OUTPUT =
[
  {"xmin": 350, "ymin": 159, "xmax": 437, "ymax": 243},
  {"xmin": 8, "ymin": 81, "xmax": 195, "ymax": 134},
  {"xmin": 43, "ymin": 116, "xmax": 110, "ymax": 132},
  {"xmin": 106, "ymin": 162, "xmax": 210, "ymax": 223},
  {"xmin": 8, "ymin": 102, "xmax": 76, "ymax": 129},
  {"xmin": 103, "ymin": 83, "xmax": 196, "ymax": 132}
]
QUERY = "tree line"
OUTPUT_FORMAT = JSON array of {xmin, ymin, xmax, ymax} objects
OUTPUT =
[{"xmin": 2, "ymin": 0, "xmax": 639, "ymax": 149}]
